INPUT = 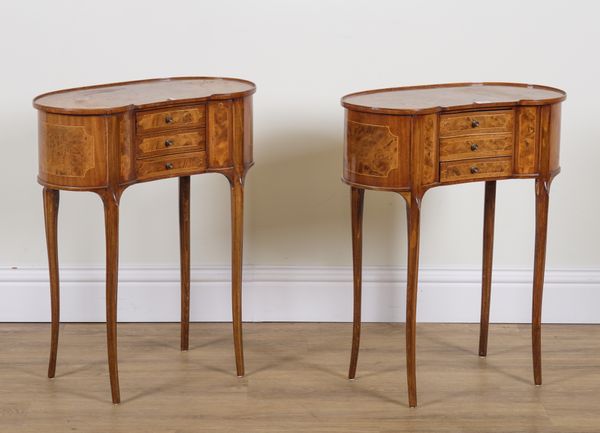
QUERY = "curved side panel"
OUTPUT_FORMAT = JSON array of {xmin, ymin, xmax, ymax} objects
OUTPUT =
[
  {"xmin": 207, "ymin": 100, "xmax": 234, "ymax": 169},
  {"xmin": 413, "ymin": 113, "xmax": 439, "ymax": 186},
  {"xmin": 343, "ymin": 110, "xmax": 411, "ymax": 190},
  {"xmin": 38, "ymin": 112, "xmax": 108, "ymax": 188},
  {"xmin": 514, "ymin": 106, "xmax": 539, "ymax": 175},
  {"xmin": 116, "ymin": 111, "xmax": 135, "ymax": 184},
  {"xmin": 548, "ymin": 103, "xmax": 561, "ymax": 175},
  {"xmin": 538, "ymin": 103, "xmax": 562, "ymax": 177},
  {"xmin": 231, "ymin": 96, "xmax": 253, "ymax": 174},
  {"xmin": 242, "ymin": 95, "xmax": 253, "ymax": 169}
]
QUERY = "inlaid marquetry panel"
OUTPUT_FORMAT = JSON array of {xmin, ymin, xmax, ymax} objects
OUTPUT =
[
  {"xmin": 38, "ymin": 112, "xmax": 108, "ymax": 188},
  {"xmin": 515, "ymin": 107, "xmax": 538, "ymax": 174},
  {"xmin": 422, "ymin": 115, "xmax": 437, "ymax": 184},
  {"xmin": 346, "ymin": 121, "xmax": 399, "ymax": 177},
  {"xmin": 40, "ymin": 123, "xmax": 94, "ymax": 177},
  {"xmin": 207, "ymin": 100, "xmax": 233, "ymax": 168},
  {"xmin": 343, "ymin": 110, "xmax": 411, "ymax": 189},
  {"xmin": 413, "ymin": 114, "xmax": 438, "ymax": 185}
]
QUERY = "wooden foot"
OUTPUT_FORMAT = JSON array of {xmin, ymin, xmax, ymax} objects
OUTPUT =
[
  {"xmin": 179, "ymin": 176, "xmax": 191, "ymax": 351},
  {"xmin": 348, "ymin": 187, "xmax": 365, "ymax": 380},
  {"xmin": 478, "ymin": 181, "xmax": 496, "ymax": 357},
  {"xmin": 532, "ymin": 178, "xmax": 550, "ymax": 385},
  {"xmin": 43, "ymin": 188, "xmax": 60, "ymax": 378}
]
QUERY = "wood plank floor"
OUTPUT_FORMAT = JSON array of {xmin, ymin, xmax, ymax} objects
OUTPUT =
[{"xmin": 1, "ymin": 323, "xmax": 599, "ymax": 432}]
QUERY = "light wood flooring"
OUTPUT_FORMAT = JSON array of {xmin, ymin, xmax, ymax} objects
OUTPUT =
[{"xmin": 1, "ymin": 323, "xmax": 599, "ymax": 432}]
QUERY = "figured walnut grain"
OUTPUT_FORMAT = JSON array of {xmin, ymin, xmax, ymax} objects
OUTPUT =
[
  {"xmin": 207, "ymin": 101, "xmax": 233, "ymax": 168},
  {"xmin": 440, "ymin": 157, "xmax": 513, "ymax": 183},
  {"xmin": 136, "ymin": 106, "xmax": 205, "ymax": 134},
  {"xmin": 515, "ymin": 107, "xmax": 538, "ymax": 174},
  {"xmin": 38, "ymin": 112, "xmax": 108, "ymax": 188},
  {"xmin": 440, "ymin": 133, "xmax": 513, "ymax": 161},
  {"xmin": 135, "ymin": 152, "xmax": 207, "ymax": 182},
  {"xmin": 346, "ymin": 121, "xmax": 399, "ymax": 177},
  {"xmin": 137, "ymin": 130, "xmax": 205, "ymax": 157},
  {"xmin": 440, "ymin": 110, "xmax": 514, "ymax": 137}
]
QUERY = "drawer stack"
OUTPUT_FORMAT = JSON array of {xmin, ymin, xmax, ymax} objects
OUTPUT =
[
  {"xmin": 438, "ymin": 110, "xmax": 514, "ymax": 183},
  {"xmin": 135, "ymin": 105, "xmax": 207, "ymax": 181}
]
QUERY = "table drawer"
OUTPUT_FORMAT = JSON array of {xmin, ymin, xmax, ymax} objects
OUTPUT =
[
  {"xmin": 136, "ymin": 106, "xmax": 206, "ymax": 134},
  {"xmin": 440, "ymin": 133, "xmax": 513, "ymax": 162},
  {"xmin": 440, "ymin": 110, "xmax": 514, "ymax": 137},
  {"xmin": 136, "ymin": 151, "xmax": 206, "ymax": 181},
  {"xmin": 137, "ymin": 130, "xmax": 206, "ymax": 157},
  {"xmin": 440, "ymin": 157, "xmax": 512, "ymax": 183}
]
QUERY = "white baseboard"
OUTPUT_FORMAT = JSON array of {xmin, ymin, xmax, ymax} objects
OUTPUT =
[{"xmin": 1, "ymin": 266, "xmax": 599, "ymax": 323}]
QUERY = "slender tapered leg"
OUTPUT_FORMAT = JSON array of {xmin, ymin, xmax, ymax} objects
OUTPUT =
[
  {"xmin": 230, "ymin": 176, "xmax": 245, "ymax": 376},
  {"xmin": 532, "ymin": 178, "xmax": 550, "ymax": 385},
  {"xmin": 102, "ymin": 193, "xmax": 121, "ymax": 404},
  {"xmin": 179, "ymin": 176, "xmax": 191, "ymax": 351},
  {"xmin": 348, "ymin": 187, "xmax": 365, "ymax": 380},
  {"xmin": 478, "ymin": 181, "xmax": 496, "ymax": 357},
  {"xmin": 404, "ymin": 194, "xmax": 421, "ymax": 408},
  {"xmin": 43, "ymin": 188, "xmax": 60, "ymax": 378}
]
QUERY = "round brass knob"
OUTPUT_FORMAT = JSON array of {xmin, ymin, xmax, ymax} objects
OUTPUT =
[
  {"xmin": 470, "ymin": 166, "xmax": 480, "ymax": 174},
  {"xmin": 165, "ymin": 163, "xmax": 174, "ymax": 169},
  {"xmin": 165, "ymin": 115, "xmax": 174, "ymax": 124},
  {"xmin": 164, "ymin": 139, "xmax": 173, "ymax": 147},
  {"xmin": 471, "ymin": 119, "xmax": 480, "ymax": 128},
  {"xmin": 470, "ymin": 143, "xmax": 479, "ymax": 151}
]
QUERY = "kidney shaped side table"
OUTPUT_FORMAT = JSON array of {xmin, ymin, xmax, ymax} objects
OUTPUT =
[
  {"xmin": 342, "ymin": 83, "xmax": 566, "ymax": 407},
  {"xmin": 34, "ymin": 77, "xmax": 256, "ymax": 403}
]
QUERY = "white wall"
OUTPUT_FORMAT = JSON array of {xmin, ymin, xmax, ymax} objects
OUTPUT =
[{"xmin": 1, "ymin": 0, "xmax": 599, "ymax": 322}]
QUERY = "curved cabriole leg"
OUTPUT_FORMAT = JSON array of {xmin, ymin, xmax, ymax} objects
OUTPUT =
[
  {"xmin": 403, "ymin": 193, "xmax": 421, "ymax": 408},
  {"xmin": 478, "ymin": 181, "xmax": 496, "ymax": 356},
  {"xmin": 229, "ymin": 174, "xmax": 245, "ymax": 377},
  {"xmin": 348, "ymin": 187, "xmax": 365, "ymax": 380},
  {"xmin": 179, "ymin": 176, "xmax": 191, "ymax": 351},
  {"xmin": 43, "ymin": 188, "xmax": 60, "ymax": 378},
  {"xmin": 532, "ymin": 178, "xmax": 550, "ymax": 385},
  {"xmin": 100, "ymin": 192, "xmax": 121, "ymax": 404}
]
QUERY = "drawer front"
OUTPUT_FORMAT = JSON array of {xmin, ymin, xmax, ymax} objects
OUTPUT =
[
  {"xmin": 137, "ymin": 130, "xmax": 206, "ymax": 157},
  {"xmin": 440, "ymin": 157, "xmax": 512, "ymax": 183},
  {"xmin": 136, "ymin": 106, "xmax": 206, "ymax": 133},
  {"xmin": 136, "ymin": 152, "xmax": 206, "ymax": 181},
  {"xmin": 440, "ymin": 110, "xmax": 514, "ymax": 137},
  {"xmin": 439, "ymin": 133, "xmax": 513, "ymax": 161}
]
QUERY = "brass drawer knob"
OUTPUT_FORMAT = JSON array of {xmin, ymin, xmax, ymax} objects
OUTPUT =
[
  {"xmin": 471, "ymin": 119, "xmax": 480, "ymax": 128},
  {"xmin": 165, "ymin": 163, "xmax": 174, "ymax": 170},
  {"xmin": 470, "ymin": 166, "xmax": 480, "ymax": 174},
  {"xmin": 470, "ymin": 143, "xmax": 479, "ymax": 151},
  {"xmin": 164, "ymin": 139, "xmax": 173, "ymax": 147},
  {"xmin": 165, "ymin": 115, "xmax": 174, "ymax": 124}
]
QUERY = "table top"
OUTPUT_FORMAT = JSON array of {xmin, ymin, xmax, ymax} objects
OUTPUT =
[
  {"xmin": 33, "ymin": 77, "xmax": 256, "ymax": 115},
  {"xmin": 341, "ymin": 83, "xmax": 566, "ymax": 115}
]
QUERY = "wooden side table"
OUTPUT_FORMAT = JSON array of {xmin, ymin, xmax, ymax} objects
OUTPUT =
[
  {"xmin": 34, "ymin": 77, "xmax": 256, "ymax": 403},
  {"xmin": 341, "ymin": 83, "xmax": 566, "ymax": 407}
]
